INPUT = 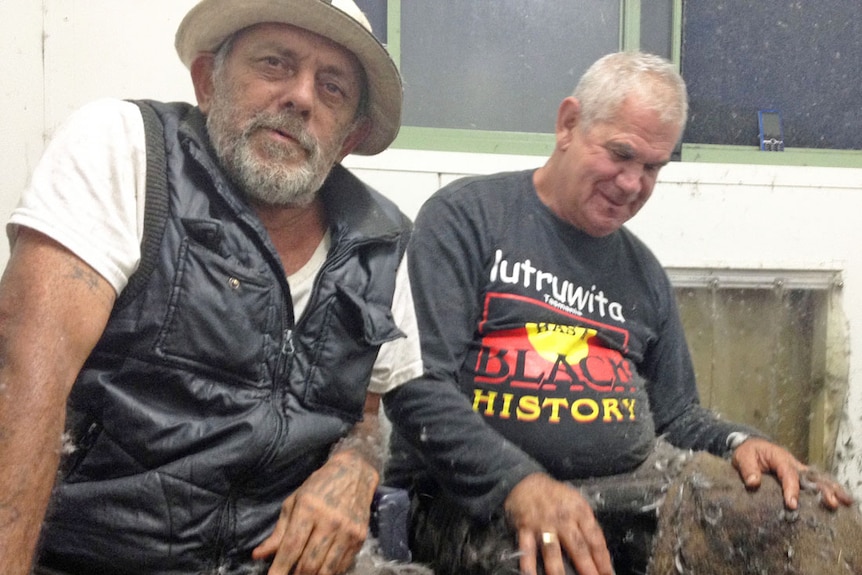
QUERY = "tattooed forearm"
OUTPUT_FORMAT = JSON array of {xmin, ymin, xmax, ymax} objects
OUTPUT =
[
  {"xmin": 67, "ymin": 262, "xmax": 102, "ymax": 292},
  {"xmin": 0, "ymin": 501, "xmax": 21, "ymax": 529},
  {"xmin": 329, "ymin": 426, "xmax": 385, "ymax": 475},
  {"xmin": 63, "ymin": 262, "xmax": 114, "ymax": 309},
  {"xmin": 314, "ymin": 457, "xmax": 377, "ymax": 525}
]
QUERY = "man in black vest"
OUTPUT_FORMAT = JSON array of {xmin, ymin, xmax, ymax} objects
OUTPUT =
[{"xmin": 0, "ymin": 1, "xmax": 424, "ymax": 574}]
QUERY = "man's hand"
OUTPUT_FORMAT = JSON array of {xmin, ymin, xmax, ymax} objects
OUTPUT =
[
  {"xmin": 251, "ymin": 450, "xmax": 379, "ymax": 574},
  {"xmin": 504, "ymin": 473, "xmax": 615, "ymax": 575},
  {"xmin": 253, "ymin": 394, "xmax": 384, "ymax": 574},
  {"xmin": 732, "ymin": 437, "xmax": 854, "ymax": 511}
]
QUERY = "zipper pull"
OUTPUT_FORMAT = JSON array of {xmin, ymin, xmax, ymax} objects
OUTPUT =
[{"xmin": 282, "ymin": 329, "xmax": 295, "ymax": 356}]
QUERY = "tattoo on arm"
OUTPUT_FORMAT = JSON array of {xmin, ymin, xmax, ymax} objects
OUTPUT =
[
  {"xmin": 63, "ymin": 261, "xmax": 114, "ymax": 310},
  {"xmin": 329, "ymin": 427, "xmax": 385, "ymax": 475},
  {"xmin": 67, "ymin": 262, "xmax": 102, "ymax": 292}
]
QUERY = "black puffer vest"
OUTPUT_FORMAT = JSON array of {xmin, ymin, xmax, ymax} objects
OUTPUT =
[{"xmin": 39, "ymin": 101, "xmax": 411, "ymax": 574}]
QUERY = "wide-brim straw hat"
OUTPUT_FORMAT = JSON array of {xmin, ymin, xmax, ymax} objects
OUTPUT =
[{"xmin": 175, "ymin": 0, "xmax": 402, "ymax": 155}]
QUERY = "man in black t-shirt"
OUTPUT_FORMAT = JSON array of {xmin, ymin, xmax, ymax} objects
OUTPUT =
[{"xmin": 384, "ymin": 52, "xmax": 854, "ymax": 575}]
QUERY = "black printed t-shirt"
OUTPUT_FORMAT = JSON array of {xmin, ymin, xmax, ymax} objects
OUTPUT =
[{"xmin": 386, "ymin": 169, "xmax": 757, "ymax": 515}]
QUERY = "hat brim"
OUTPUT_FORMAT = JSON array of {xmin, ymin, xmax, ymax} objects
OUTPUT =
[{"xmin": 175, "ymin": 0, "xmax": 402, "ymax": 155}]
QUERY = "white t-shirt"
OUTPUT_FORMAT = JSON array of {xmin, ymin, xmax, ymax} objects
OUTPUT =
[{"xmin": 8, "ymin": 98, "xmax": 422, "ymax": 394}]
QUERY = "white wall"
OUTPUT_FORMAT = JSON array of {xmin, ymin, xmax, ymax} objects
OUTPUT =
[
  {"xmin": 3, "ymin": 1, "xmax": 862, "ymax": 496},
  {"xmin": 0, "ymin": 0, "xmax": 198, "ymax": 263},
  {"xmin": 0, "ymin": 0, "xmax": 45, "ymax": 265}
]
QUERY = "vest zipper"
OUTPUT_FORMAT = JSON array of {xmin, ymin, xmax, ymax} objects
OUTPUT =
[{"xmin": 274, "ymin": 234, "xmax": 391, "ymax": 404}]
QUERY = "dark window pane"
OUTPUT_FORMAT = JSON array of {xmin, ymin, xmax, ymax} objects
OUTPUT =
[
  {"xmin": 681, "ymin": 0, "xmax": 862, "ymax": 150},
  {"xmin": 401, "ymin": 1, "xmax": 620, "ymax": 133},
  {"xmin": 354, "ymin": 0, "xmax": 387, "ymax": 44}
]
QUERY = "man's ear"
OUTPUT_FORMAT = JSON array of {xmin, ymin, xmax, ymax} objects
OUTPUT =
[
  {"xmin": 336, "ymin": 117, "xmax": 372, "ymax": 161},
  {"xmin": 190, "ymin": 53, "xmax": 216, "ymax": 114},
  {"xmin": 555, "ymin": 97, "xmax": 581, "ymax": 152}
]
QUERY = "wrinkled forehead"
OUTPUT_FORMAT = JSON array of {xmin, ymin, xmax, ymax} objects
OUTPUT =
[
  {"xmin": 589, "ymin": 98, "xmax": 682, "ymax": 160},
  {"xmin": 226, "ymin": 22, "xmax": 365, "ymax": 80},
  {"xmin": 604, "ymin": 94, "xmax": 683, "ymax": 139}
]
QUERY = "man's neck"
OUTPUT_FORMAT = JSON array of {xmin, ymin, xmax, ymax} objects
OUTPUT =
[{"xmin": 253, "ymin": 197, "xmax": 328, "ymax": 276}]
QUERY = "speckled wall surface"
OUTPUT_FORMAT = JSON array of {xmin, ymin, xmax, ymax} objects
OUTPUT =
[{"xmin": 681, "ymin": 0, "xmax": 862, "ymax": 150}]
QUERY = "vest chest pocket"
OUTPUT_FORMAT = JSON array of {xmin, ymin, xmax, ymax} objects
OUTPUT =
[
  {"xmin": 298, "ymin": 284, "xmax": 404, "ymax": 421},
  {"xmin": 156, "ymin": 235, "xmax": 277, "ymax": 385}
]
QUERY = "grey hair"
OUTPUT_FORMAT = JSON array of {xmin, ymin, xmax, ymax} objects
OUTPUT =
[
  {"xmin": 573, "ymin": 51, "xmax": 688, "ymax": 134},
  {"xmin": 212, "ymin": 32, "xmax": 238, "ymax": 74}
]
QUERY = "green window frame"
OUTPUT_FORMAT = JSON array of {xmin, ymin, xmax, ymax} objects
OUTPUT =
[{"xmin": 378, "ymin": 0, "xmax": 861, "ymax": 169}]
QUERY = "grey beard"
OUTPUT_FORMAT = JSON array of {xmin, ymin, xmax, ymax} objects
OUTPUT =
[
  {"xmin": 208, "ymin": 111, "xmax": 332, "ymax": 207},
  {"xmin": 226, "ymin": 134, "xmax": 327, "ymax": 207}
]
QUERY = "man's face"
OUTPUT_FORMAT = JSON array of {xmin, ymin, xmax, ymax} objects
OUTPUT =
[
  {"xmin": 199, "ymin": 23, "xmax": 367, "ymax": 206},
  {"xmin": 549, "ymin": 96, "xmax": 681, "ymax": 237}
]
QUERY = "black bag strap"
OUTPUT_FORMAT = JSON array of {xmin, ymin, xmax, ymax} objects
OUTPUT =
[{"xmin": 114, "ymin": 99, "xmax": 170, "ymax": 309}]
